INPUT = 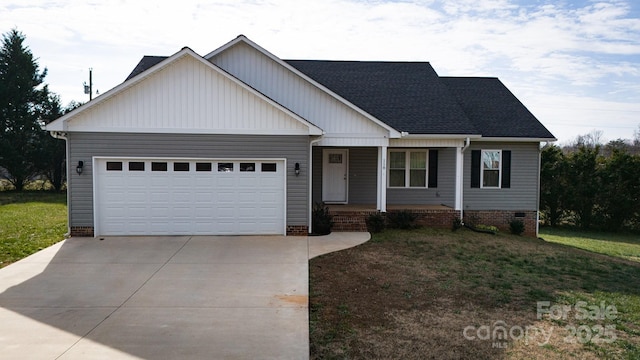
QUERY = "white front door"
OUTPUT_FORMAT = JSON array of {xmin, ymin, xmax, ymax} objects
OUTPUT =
[{"xmin": 322, "ymin": 149, "xmax": 348, "ymax": 203}]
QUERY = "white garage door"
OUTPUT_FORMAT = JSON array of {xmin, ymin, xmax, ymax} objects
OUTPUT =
[{"xmin": 94, "ymin": 158, "xmax": 286, "ymax": 236}]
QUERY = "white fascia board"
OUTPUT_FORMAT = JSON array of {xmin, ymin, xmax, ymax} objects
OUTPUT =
[
  {"xmin": 205, "ymin": 35, "xmax": 401, "ymax": 139},
  {"xmin": 47, "ymin": 47, "xmax": 324, "ymax": 136},
  {"xmin": 474, "ymin": 137, "xmax": 558, "ymax": 142},
  {"xmin": 66, "ymin": 127, "xmax": 313, "ymax": 135}
]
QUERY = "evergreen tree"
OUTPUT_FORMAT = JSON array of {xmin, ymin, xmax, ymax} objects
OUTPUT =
[
  {"xmin": 0, "ymin": 29, "xmax": 48, "ymax": 191},
  {"xmin": 36, "ymin": 91, "xmax": 65, "ymax": 191},
  {"xmin": 540, "ymin": 144, "xmax": 566, "ymax": 226}
]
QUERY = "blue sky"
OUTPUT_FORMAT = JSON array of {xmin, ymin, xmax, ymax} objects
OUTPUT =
[{"xmin": 2, "ymin": 0, "xmax": 639, "ymax": 144}]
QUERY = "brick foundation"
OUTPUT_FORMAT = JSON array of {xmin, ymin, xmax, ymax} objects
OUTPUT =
[
  {"xmin": 463, "ymin": 210, "xmax": 538, "ymax": 237},
  {"xmin": 70, "ymin": 226, "xmax": 94, "ymax": 237},
  {"xmin": 71, "ymin": 226, "xmax": 308, "ymax": 237},
  {"xmin": 286, "ymin": 225, "xmax": 309, "ymax": 236},
  {"xmin": 329, "ymin": 209, "xmax": 461, "ymax": 232}
]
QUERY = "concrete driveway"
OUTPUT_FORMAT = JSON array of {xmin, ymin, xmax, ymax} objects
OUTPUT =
[{"xmin": 0, "ymin": 233, "xmax": 369, "ymax": 359}]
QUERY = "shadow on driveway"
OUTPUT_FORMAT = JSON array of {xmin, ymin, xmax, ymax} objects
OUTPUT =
[{"xmin": 0, "ymin": 236, "xmax": 309, "ymax": 359}]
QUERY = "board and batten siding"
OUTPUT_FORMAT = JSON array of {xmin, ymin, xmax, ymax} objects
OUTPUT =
[
  {"xmin": 209, "ymin": 42, "xmax": 389, "ymax": 139},
  {"xmin": 387, "ymin": 148, "xmax": 457, "ymax": 207},
  {"xmin": 463, "ymin": 142, "xmax": 541, "ymax": 211},
  {"xmin": 65, "ymin": 55, "xmax": 311, "ymax": 135},
  {"xmin": 67, "ymin": 133, "xmax": 309, "ymax": 228}
]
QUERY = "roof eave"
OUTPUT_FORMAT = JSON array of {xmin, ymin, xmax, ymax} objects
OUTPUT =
[{"xmin": 476, "ymin": 136, "xmax": 558, "ymax": 142}]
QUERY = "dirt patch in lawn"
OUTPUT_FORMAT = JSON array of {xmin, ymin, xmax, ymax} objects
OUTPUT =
[{"xmin": 309, "ymin": 228, "xmax": 640, "ymax": 359}]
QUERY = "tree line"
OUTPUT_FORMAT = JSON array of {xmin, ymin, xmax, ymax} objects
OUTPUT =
[
  {"xmin": 0, "ymin": 29, "xmax": 79, "ymax": 191},
  {"xmin": 540, "ymin": 130, "xmax": 640, "ymax": 232}
]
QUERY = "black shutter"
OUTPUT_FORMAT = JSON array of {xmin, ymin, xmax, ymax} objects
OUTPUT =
[
  {"xmin": 471, "ymin": 150, "xmax": 480, "ymax": 188},
  {"xmin": 502, "ymin": 150, "xmax": 511, "ymax": 188},
  {"xmin": 428, "ymin": 150, "xmax": 438, "ymax": 188}
]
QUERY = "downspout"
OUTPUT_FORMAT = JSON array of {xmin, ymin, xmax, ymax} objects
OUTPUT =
[
  {"xmin": 459, "ymin": 137, "xmax": 471, "ymax": 224},
  {"xmin": 308, "ymin": 135, "xmax": 324, "ymax": 234},
  {"xmin": 536, "ymin": 143, "xmax": 544, "ymax": 237},
  {"xmin": 50, "ymin": 131, "xmax": 71, "ymax": 238}
]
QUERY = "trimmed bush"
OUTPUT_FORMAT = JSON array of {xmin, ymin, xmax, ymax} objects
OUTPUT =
[
  {"xmin": 366, "ymin": 212, "xmax": 385, "ymax": 233},
  {"xmin": 510, "ymin": 219, "xmax": 525, "ymax": 235},
  {"xmin": 312, "ymin": 202, "xmax": 334, "ymax": 235},
  {"xmin": 452, "ymin": 217, "xmax": 463, "ymax": 231},
  {"xmin": 386, "ymin": 210, "xmax": 418, "ymax": 230}
]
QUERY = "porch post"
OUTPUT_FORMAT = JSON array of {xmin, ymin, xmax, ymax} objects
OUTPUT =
[
  {"xmin": 455, "ymin": 146, "xmax": 463, "ymax": 211},
  {"xmin": 377, "ymin": 145, "xmax": 387, "ymax": 212}
]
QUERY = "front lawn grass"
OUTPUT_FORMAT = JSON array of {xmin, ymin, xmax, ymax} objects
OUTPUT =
[
  {"xmin": 310, "ymin": 228, "xmax": 640, "ymax": 359},
  {"xmin": 0, "ymin": 191, "xmax": 67, "ymax": 268},
  {"xmin": 540, "ymin": 227, "xmax": 640, "ymax": 263}
]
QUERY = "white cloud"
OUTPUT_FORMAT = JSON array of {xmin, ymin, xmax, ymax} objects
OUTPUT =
[{"xmin": 1, "ymin": 0, "xmax": 639, "ymax": 142}]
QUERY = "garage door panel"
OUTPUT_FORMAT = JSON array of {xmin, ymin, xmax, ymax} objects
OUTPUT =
[{"xmin": 96, "ymin": 159, "xmax": 285, "ymax": 236}]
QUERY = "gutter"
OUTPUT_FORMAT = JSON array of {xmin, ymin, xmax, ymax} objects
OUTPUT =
[{"xmin": 50, "ymin": 131, "xmax": 71, "ymax": 238}]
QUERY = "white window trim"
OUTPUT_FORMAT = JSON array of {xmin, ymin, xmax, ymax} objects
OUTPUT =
[
  {"xmin": 480, "ymin": 149, "xmax": 502, "ymax": 189},
  {"xmin": 387, "ymin": 149, "xmax": 429, "ymax": 188}
]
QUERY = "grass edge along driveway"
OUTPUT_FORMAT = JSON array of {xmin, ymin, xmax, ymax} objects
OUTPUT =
[{"xmin": 0, "ymin": 192, "xmax": 67, "ymax": 268}]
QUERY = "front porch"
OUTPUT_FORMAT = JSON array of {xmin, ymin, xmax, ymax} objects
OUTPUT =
[{"xmin": 326, "ymin": 204, "xmax": 460, "ymax": 232}]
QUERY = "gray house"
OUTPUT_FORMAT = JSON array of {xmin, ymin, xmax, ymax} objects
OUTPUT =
[{"xmin": 46, "ymin": 35, "xmax": 555, "ymax": 238}]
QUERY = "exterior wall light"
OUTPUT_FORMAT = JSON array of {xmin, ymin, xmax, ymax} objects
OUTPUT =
[
  {"xmin": 76, "ymin": 161, "xmax": 84, "ymax": 175},
  {"xmin": 295, "ymin": 162, "xmax": 300, "ymax": 176}
]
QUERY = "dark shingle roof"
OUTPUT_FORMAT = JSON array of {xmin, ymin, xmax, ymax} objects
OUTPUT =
[
  {"xmin": 285, "ymin": 60, "xmax": 478, "ymax": 135},
  {"xmin": 125, "ymin": 56, "xmax": 168, "ymax": 81},
  {"xmin": 123, "ymin": 54, "xmax": 555, "ymax": 139},
  {"xmin": 440, "ymin": 77, "xmax": 555, "ymax": 139}
]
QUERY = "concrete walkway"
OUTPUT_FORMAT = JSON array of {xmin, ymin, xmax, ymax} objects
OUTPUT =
[{"xmin": 0, "ymin": 232, "xmax": 369, "ymax": 359}]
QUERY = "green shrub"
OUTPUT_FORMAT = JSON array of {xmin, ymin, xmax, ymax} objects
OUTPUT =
[
  {"xmin": 366, "ymin": 213, "xmax": 385, "ymax": 233},
  {"xmin": 510, "ymin": 219, "xmax": 525, "ymax": 235},
  {"xmin": 475, "ymin": 224, "xmax": 499, "ymax": 234},
  {"xmin": 312, "ymin": 202, "xmax": 334, "ymax": 235},
  {"xmin": 386, "ymin": 210, "xmax": 418, "ymax": 230},
  {"xmin": 452, "ymin": 217, "xmax": 463, "ymax": 231}
]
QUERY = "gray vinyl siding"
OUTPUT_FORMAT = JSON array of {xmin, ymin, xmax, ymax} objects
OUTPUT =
[
  {"xmin": 68, "ymin": 132, "xmax": 310, "ymax": 228},
  {"xmin": 348, "ymin": 148, "xmax": 378, "ymax": 204},
  {"xmin": 387, "ymin": 148, "xmax": 457, "ymax": 207},
  {"xmin": 312, "ymin": 147, "xmax": 323, "ymax": 205},
  {"xmin": 463, "ymin": 142, "xmax": 540, "ymax": 211}
]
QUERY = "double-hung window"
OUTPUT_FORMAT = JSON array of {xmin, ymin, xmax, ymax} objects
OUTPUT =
[
  {"xmin": 471, "ymin": 149, "xmax": 511, "ymax": 189},
  {"xmin": 389, "ymin": 151, "xmax": 428, "ymax": 188},
  {"xmin": 481, "ymin": 150, "xmax": 501, "ymax": 188}
]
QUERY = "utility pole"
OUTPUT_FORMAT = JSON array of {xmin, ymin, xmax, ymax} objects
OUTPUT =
[{"xmin": 83, "ymin": 68, "xmax": 93, "ymax": 101}]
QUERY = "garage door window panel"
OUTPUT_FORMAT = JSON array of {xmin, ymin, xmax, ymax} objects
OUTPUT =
[
  {"xmin": 129, "ymin": 162, "xmax": 145, "ymax": 171},
  {"xmin": 262, "ymin": 163, "xmax": 277, "ymax": 172},
  {"xmin": 174, "ymin": 162, "xmax": 190, "ymax": 171},
  {"xmin": 152, "ymin": 162, "xmax": 168, "ymax": 171},
  {"xmin": 240, "ymin": 163, "xmax": 255, "ymax": 172},
  {"xmin": 106, "ymin": 162, "xmax": 123, "ymax": 171},
  {"xmin": 218, "ymin": 163, "xmax": 234, "ymax": 172},
  {"xmin": 196, "ymin": 162, "xmax": 212, "ymax": 172}
]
